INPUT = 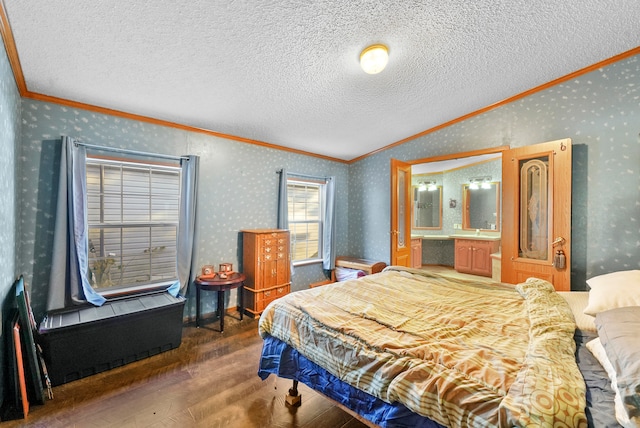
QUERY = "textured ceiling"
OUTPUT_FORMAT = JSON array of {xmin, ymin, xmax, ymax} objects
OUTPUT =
[{"xmin": 3, "ymin": 1, "xmax": 640, "ymax": 161}]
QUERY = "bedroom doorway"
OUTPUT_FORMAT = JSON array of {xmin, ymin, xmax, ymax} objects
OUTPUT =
[
  {"xmin": 392, "ymin": 147, "xmax": 506, "ymax": 267},
  {"xmin": 393, "ymin": 140, "xmax": 571, "ymax": 291},
  {"xmin": 501, "ymin": 138, "xmax": 572, "ymax": 291}
]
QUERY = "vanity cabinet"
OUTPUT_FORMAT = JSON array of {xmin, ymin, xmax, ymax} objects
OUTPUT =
[
  {"xmin": 411, "ymin": 238, "xmax": 422, "ymax": 268},
  {"xmin": 454, "ymin": 238, "xmax": 500, "ymax": 277}
]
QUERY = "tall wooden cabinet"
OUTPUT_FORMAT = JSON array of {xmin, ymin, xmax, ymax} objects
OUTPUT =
[{"xmin": 242, "ymin": 229, "xmax": 291, "ymax": 318}]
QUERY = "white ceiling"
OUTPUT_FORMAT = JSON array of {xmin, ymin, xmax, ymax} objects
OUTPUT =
[{"xmin": 3, "ymin": 1, "xmax": 639, "ymax": 161}]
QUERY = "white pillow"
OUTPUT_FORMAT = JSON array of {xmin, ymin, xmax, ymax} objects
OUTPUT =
[
  {"xmin": 583, "ymin": 270, "xmax": 640, "ymax": 316},
  {"xmin": 585, "ymin": 338, "xmax": 636, "ymax": 428},
  {"xmin": 558, "ymin": 291, "xmax": 596, "ymax": 332}
]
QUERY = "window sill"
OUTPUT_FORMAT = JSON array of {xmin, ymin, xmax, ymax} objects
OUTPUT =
[
  {"xmin": 292, "ymin": 259, "xmax": 322, "ymax": 268},
  {"xmin": 99, "ymin": 280, "xmax": 176, "ymax": 300}
]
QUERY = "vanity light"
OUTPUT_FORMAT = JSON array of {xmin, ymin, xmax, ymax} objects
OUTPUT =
[
  {"xmin": 360, "ymin": 44, "xmax": 389, "ymax": 74},
  {"xmin": 418, "ymin": 181, "xmax": 437, "ymax": 192},
  {"xmin": 469, "ymin": 176, "xmax": 492, "ymax": 190}
]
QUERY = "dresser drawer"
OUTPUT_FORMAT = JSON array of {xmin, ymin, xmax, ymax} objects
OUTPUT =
[
  {"xmin": 260, "ymin": 235, "xmax": 288, "ymax": 259},
  {"xmin": 243, "ymin": 284, "xmax": 290, "ymax": 316}
]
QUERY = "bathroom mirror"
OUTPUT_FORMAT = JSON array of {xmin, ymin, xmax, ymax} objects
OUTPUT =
[
  {"xmin": 462, "ymin": 182, "xmax": 500, "ymax": 231},
  {"xmin": 413, "ymin": 185, "xmax": 442, "ymax": 229},
  {"xmin": 412, "ymin": 152, "xmax": 502, "ymax": 234}
]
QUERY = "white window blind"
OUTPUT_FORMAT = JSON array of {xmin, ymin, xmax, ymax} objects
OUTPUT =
[
  {"xmin": 288, "ymin": 179, "xmax": 324, "ymax": 263},
  {"xmin": 86, "ymin": 158, "xmax": 181, "ymax": 292}
]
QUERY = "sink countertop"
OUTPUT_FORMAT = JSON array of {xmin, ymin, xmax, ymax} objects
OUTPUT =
[
  {"xmin": 411, "ymin": 234, "xmax": 501, "ymax": 241},
  {"xmin": 449, "ymin": 234, "xmax": 501, "ymax": 241},
  {"xmin": 414, "ymin": 235, "xmax": 452, "ymax": 240}
]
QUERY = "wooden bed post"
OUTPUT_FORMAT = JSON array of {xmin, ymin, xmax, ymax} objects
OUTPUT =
[{"xmin": 285, "ymin": 380, "xmax": 302, "ymax": 407}]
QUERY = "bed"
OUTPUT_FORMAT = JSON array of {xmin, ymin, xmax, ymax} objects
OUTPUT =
[{"xmin": 258, "ymin": 267, "xmax": 639, "ymax": 427}]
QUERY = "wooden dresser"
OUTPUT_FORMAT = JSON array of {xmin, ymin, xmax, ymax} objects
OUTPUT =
[{"xmin": 241, "ymin": 229, "xmax": 291, "ymax": 318}]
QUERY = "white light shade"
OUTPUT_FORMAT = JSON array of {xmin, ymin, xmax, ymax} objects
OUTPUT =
[{"xmin": 360, "ymin": 44, "xmax": 389, "ymax": 74}]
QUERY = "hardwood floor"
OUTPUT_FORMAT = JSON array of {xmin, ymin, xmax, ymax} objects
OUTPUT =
[
  {"xmin": 4, "ymin": 268, "xmax": 487, "ymax": 427},
  {"xmin": 3, "ymin": 315, "xmax": 369, "ymax": 428}
]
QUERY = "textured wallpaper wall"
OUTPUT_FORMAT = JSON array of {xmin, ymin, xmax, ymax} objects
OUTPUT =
[
  {"xmin": 17, "ymin": 103, "xmax": 349, "ymax": 321},
  {"xmin": 8, "ymin": 47, "xmax": 640, "ymax": 326},
  {"xmin": 0, "ymin": 39, "xmax": 21, "ymax": 410},
  {"xmin": 350, "ymin": 54, "xmax": 640, "ymax": 290}
]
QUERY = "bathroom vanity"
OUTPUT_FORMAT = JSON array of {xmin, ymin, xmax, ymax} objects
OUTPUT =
[{"xmin": 453, "ymin": 235, "xmax": 501, "ymax": 277}]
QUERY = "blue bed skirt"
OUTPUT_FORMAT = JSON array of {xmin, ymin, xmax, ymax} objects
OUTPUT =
[
  {"xmin": 259, "ymin": 333, "xmax": 619, "ymax": 427},
  {"xmin": 258, "ymin": 334, "xmax": 445, "ymax": 428}
]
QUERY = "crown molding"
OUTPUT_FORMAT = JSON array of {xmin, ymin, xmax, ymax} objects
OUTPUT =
[{"xmin": 1, "ymin": 2, "xmax": 637, "ymax": 165}]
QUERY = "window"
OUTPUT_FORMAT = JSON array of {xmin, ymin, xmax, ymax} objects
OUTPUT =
[
  {"xmin": 288, "ymin": 179, "xmax": 325, "ymax": 264},
  {"xmin": 86, "ymin": 157, "xmax": 181, "ymax": 294}
]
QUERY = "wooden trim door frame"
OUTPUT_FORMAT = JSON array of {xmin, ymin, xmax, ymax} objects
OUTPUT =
[
  {"xmin": 390, "ymin": 159, "xmax": 412, "ymax": 266},
  {"xmin": 501, "ymin": 138, "xmax": 572, "ymax": 291},
  {"xmin": 392, "ymin": 146, "xmax": 508, "ymax": 268}
]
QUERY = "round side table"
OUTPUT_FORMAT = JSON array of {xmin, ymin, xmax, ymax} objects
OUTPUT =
[{"xmin": 194, "ymin": 272, "xmax": 245, "ymax": 332}]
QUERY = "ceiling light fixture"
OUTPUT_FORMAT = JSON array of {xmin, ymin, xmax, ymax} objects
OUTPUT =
[{"xmin": 360, "ymin": 44, "xmax": 389, "ymax": 75}]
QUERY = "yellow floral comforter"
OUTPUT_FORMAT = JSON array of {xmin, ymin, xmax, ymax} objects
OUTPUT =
[{"xmin": 259, "ymin": 267, "xmax": 587, "ymax": 427}]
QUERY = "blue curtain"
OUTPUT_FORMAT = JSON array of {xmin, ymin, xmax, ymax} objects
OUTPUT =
[
  {"xmin": 322, "ymin": 177, "xmax": 336, "ymax": 270},
  {"xmin": 277, "ymin": 169, "xmax": 292, "ymax": 275},
  {"xmin": 277, "ymin": 168, "xmax": 289, "ymax": 230},
  {"xmin": 167, "ymin": 155, "xmax": 199, "ymax": 297},
  {"xmin": 47, "ymin": 136, "xmax": 106, "ymax": 310}
]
